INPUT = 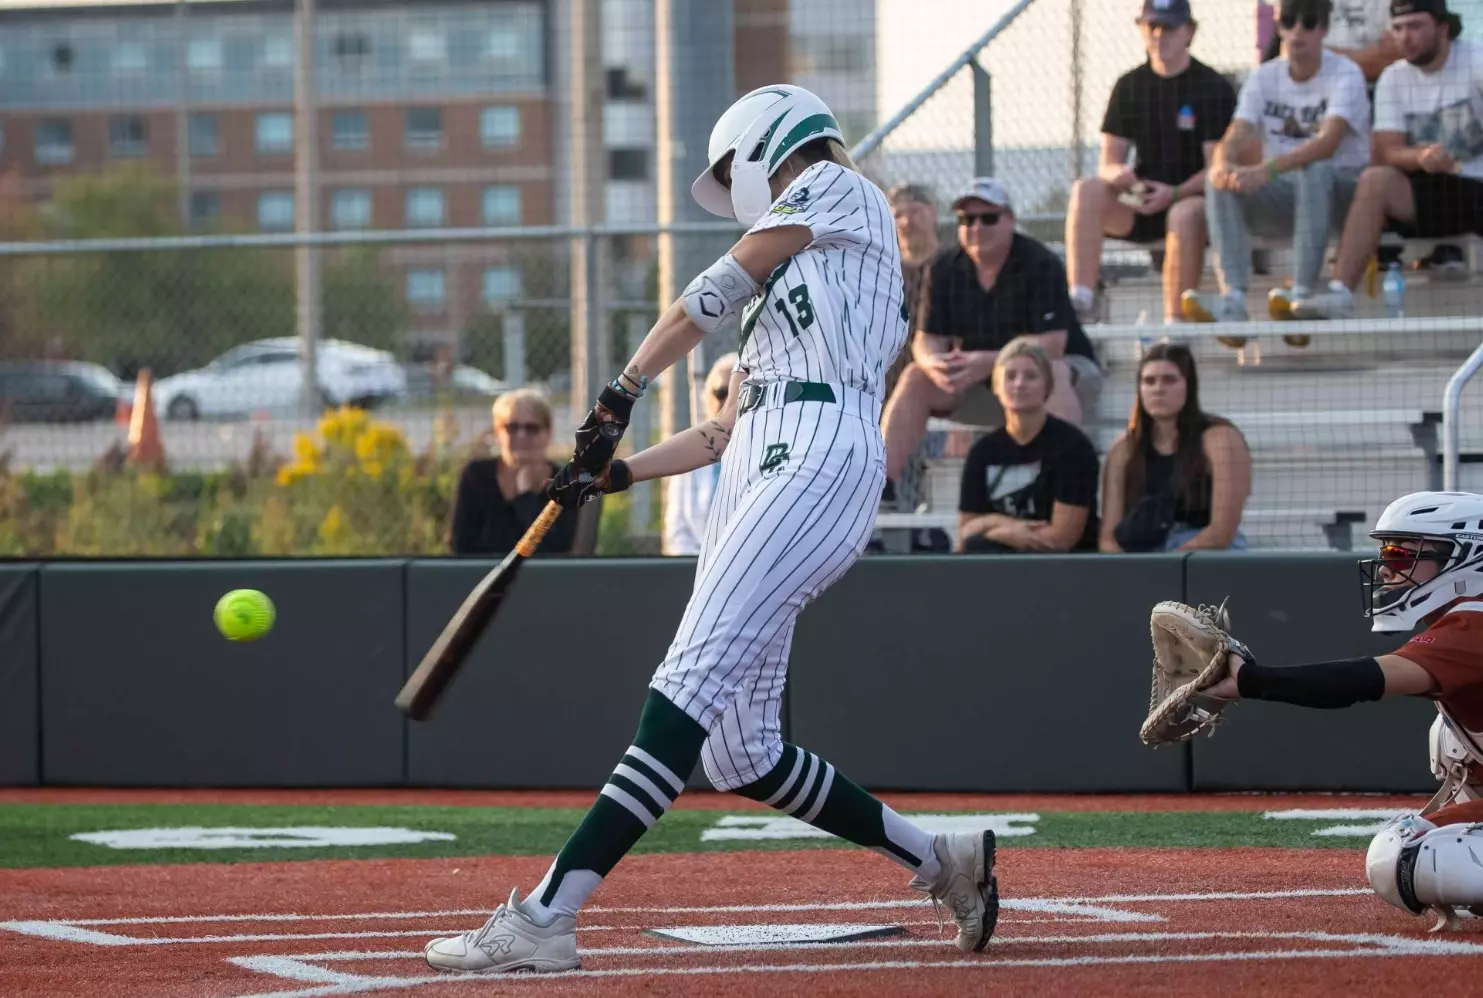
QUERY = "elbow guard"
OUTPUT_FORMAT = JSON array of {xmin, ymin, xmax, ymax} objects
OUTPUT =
[
  {"xmin": 1236, "ymin": 657, "xmax": 1386, "ymax": 709},
  {"xmin": 681, "ymin": 253, "xmax": 761, "ymax": 333}
]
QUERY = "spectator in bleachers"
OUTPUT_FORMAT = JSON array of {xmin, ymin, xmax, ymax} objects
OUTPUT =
[
  {"xmin": 449, "ymin": 388, "xmax": 577, "ymax": 556},
  {"xmin": 885, "ymin": 182, "xmax": 939, "ymax": 399},
  {"xmin": 1184, "ymin": 0, "xmax": 1370, "ymax": 341},
  {"xmin": 1099, "ymin": 343, "xmax": 1252, "ymax": 552},
  {"xmin": 956, "ymin": 336, "xmax": 1100, "ymax": 553},
  {"xmin": 1265, "ymin": 0, "xmax": 1400, "ymax": 82},
  {"xmin": 1293, "ymin": 0, "xmax": 1483, "ymax": 319},
  {"xmin": 1065, "ymin": 0, "xmax": 1237, "ymax": 325},
  {"xmin": 663, "ymin": 352, "xmax": 738, "ymax": 556},
  {"xmin": 880, "ymin": 178, "xmax": 1103, "ymax": 493}
]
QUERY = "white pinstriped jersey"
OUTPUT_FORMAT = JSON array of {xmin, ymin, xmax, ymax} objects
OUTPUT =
[{"xmin": 737, "ymin": 161, "xmax": 908, "ymax": 397}]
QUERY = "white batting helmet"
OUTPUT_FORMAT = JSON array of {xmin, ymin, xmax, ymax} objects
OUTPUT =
[
  {"xmin": 691, "ymin": 84, "xmax": 844, "ymax": 227},
  {"xmin": 1361, "ymin": 491, "xmax": 1483, "ymax": 631}
]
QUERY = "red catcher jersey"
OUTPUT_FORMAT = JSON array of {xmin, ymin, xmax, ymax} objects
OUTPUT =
[{"xmin": 1396, "ymin": 597, "xmax": 1483, "ymax": 730}]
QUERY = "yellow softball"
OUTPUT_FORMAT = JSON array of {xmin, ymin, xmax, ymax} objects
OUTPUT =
[{"xmin": 214, "ymin": 589, "xmax": 275, "ymax": 642}]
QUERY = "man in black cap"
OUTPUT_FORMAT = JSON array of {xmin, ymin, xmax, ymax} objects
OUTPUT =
[
  {"xmin": 1064, "ymin": 0, "xmax": 1236, "ymax": 325},
  {"xmin": 1293, "ymin": 0, "xmax": 1483, "ymax": 319}
]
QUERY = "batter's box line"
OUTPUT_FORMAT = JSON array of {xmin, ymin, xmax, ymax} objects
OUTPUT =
[{"xmin": 223, "ymin": 932, "xmax": 1483, "ymax": 998}]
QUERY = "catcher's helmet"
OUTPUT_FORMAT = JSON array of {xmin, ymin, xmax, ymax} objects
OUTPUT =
[
  {"xmin": 691, "ymin": 84, "xmax": 844, "ymax": 227},
  {"xmin": 1361, "ymin": 491, "xmax": 1483, "ymax": 631}
]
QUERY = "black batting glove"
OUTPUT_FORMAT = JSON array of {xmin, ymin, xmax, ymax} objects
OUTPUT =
[
  {"xmin": 545, "ymin": 459, "xmax": 632, "ymax": 510},
  {"xmin": 571, "ymin": 384, "xmax": 637, "ymax": 475}
]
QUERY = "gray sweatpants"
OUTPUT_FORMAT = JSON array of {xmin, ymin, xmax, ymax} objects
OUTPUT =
[{"xmin": 1205, "ymin": 161, "xmax": 1361, "ymax": 295}]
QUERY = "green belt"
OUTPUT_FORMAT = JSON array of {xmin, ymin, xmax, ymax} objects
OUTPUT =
[{"xmin": 737, "ymin": 381, "xmax": 836, "ymax": 414}]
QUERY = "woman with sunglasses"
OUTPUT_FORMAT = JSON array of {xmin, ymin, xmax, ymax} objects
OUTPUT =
[
  {"xmin": 447, "ymin": 388, "xmax": 576, "ymax": 556},
  {"xmin": 663, "ymin": 352, "xmax": 738, "ymax": 555},
  {"xmin": 1187, "ymin": 490, "xmax": 1483, "ymax": 932},
  {"xmin": 1098, "ymin": 342, "xmax": 1251, "ymax": 552}
]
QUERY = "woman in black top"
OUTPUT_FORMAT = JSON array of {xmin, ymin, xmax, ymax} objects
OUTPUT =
[
  {"xmin": 957, "ymin": 336, "xmax": 1100, "ymax": 554},
  {"xmin": 449, "ymin": 388, "xmax": 577, "ymax": 556},
  {"xmin": 1099, "ymin": 343, "xmax": 1251, "ymax": 552}
]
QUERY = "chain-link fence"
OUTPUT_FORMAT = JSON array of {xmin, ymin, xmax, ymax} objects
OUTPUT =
[{"xmin": 2, "ymin": 0, "xmax": 1483, "ymax": 558}]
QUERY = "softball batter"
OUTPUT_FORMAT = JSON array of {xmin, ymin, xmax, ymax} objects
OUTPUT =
[{"xmin": 424, "ymin": 84, "xmax": 998, "ymax": 974}]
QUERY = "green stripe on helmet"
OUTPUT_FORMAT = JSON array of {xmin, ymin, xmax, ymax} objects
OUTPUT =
[{"xmin": 768, "ymin": 113, "xmax": 841, "ymax": 171}]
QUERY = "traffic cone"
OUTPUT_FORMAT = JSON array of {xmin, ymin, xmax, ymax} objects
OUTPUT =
[{"xmin": 127, "ymin": 368, "xmax": 165, "ymax": 470}]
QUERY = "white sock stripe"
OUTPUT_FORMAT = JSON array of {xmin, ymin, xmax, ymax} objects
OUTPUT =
[
  {"xmin": 624, "ymin": 745, "xmax": 685, "ymax": 796},
  {"xmin": 612, "ymin": 764, "xmax": 673, "ymax": 813},
  {"xmin": 599, "ymin": 784, "xmax": 657, "ymax": 828},
  {"xmin": 799, "ymin": 762, "xmax": 835, "ymax": 825},
  {"xmin": 761, "ymin": 749, "xmax": 806, "ymax": 809},
  {"xmin": 780, "ymin": 753, "xmax": 821, "ymax": 815}
]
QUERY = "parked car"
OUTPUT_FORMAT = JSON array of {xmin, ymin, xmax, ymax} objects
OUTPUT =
[
  {"xmin": 402, "ymin": 363, "xmax": 510, "ymax": 402},
  {"xmin": 153, "ymin": 339, "xmax": 408, "ymax": 421},
  {"xmin": 0, "ymin": 360, "xmax": 127, "ymax": 423}
]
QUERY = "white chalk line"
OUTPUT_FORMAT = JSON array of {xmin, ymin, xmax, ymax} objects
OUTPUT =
[{"xmin": 221, "ymin": 933, "xmax": 1483, "ymax": 998}]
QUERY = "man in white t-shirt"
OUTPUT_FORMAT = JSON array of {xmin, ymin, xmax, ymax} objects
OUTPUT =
[
  {"xmin": 1183, "ymin": 0, "xmax": 1370, "ymax": 336},
  {"xmin": 1293, "ymin": 0, "xmax": 1482, "ymax": 319},
  {"xmin": 1265, "ymin": 0, "xmax": 1402, "ymax": 81}
]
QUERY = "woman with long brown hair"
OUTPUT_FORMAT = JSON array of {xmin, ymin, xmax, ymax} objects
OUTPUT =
[{"xmin": 1099, "ymin": 342, "xmax": 1251, "ymax": 552}]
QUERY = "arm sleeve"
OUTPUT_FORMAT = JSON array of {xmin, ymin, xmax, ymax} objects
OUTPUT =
[
  {"xmin": 1024, "ymin": 249, "xmax": 1076, "ymax": 333},
  {"xmin": 921, "ymin": 253, "xmax": 953, "ymax": 337},
  {"xmin": 448, "ymin": 463, "xmax": 486, "ymax": 555},
  {"xmin": 746, "ymin": 161, "xmax": 871, "ymax": 251},
  {"xmin": 1100, "ymin": 75, "xmax": 1134, "ymax": 139},
  {"xmin": 1233, "ymin": 70, "xmax": 1264, "ymax": 127},
  {"xmin": 1372, "ymin": 65, "xmax": 1405, "ymax": 134},
  {"xmin": 959, "ymin": 440, "xmax": 990, "ymax": 514},
  {"xmin": 1054, "ymin": 429, "xmax": 1100, "ymax": 509},
  {"xmin": 1331, "ymin": 61, "xmax": 1372, "ymax": 134},
  {"xmin": 1396, "ymin": 609, "xmax": 1483, "ymax": 698}
]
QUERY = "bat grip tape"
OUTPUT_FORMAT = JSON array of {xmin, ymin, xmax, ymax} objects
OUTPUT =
[{"xmin": 515, "ymin": 502, "xmax": 563, "ymax": 557}]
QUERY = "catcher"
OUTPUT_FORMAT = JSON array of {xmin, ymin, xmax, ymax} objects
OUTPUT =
[{"xmin": 1141, "ymin": 490, "xmax": 1483, "ymax": 931}]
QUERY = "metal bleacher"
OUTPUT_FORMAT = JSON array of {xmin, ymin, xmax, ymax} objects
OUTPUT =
[{"xmin": 878, "ymin": 236, "xmax": 1483, "ymax": 555}]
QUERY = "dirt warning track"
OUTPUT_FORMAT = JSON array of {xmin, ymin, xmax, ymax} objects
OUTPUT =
[{"xmin": 4, "ymin": 848, "xmax": 1482, "ymax": 997}]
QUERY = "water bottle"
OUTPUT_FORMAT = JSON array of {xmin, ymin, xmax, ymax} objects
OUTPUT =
[{"xmin": 1382, "ymin": 262, "xmax": 1405, "ymax": 318}]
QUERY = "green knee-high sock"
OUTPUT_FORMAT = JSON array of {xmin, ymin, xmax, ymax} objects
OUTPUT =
[
  {"xmin": 732, "ymin": 743, "xmax": 940, "ymax": 881},
  {"xmin": 528, "ymin": 690, "xmax": 706, "ymax": 919}
]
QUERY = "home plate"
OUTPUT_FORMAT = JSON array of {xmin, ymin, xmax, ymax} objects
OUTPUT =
[{"xmin": 644, "ymin": 923, "xmax": 906, "ymax": 946}]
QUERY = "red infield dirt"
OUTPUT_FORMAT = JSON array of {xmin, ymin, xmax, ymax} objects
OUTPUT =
[{"xmin": 4, "ymin": 831, "xmax": 1483, "ymax": 997}]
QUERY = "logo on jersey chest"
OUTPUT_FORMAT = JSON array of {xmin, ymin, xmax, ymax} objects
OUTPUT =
[
  {"xmin": 760, "ymin": 443, "xmax": 791, "ymax": 475},
  {"xmin": 769, "ymin": 185, "xmax": 812, "ymax": 216}
]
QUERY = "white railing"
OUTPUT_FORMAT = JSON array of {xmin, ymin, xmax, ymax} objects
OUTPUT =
[{"xmin": 1444, "ymin": 341, "xmax": 1483, "ymax": 491}]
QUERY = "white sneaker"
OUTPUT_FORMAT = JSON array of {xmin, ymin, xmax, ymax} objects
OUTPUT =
[
  {"xmin": 1288, "ymin": 282, "xmax": 1354, "ymax": 320},
  {"xmin": 1180, "ymin": 289, "xmax": 1248, "ymax": 323},
  {"xmin": 909, "ymin": 830, "xmax": 999, "ymax": 952},
  {"xmin": 424, "ymin": 889, "xmax": 579, "ymax": 974}
]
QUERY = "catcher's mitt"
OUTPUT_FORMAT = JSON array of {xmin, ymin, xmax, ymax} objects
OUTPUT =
[{"xmin": 1139, "ymin": 598, "xmax": 1257, "ymax": 745}]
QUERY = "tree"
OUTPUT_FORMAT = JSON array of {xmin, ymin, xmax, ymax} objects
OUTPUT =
[
  {"xmin": 22, "ymin": 166, "xmax": 294, "ymax": 377},
  {"xmin": 321, "ymin": 247, "xmax": 409, "ymax": 356}
]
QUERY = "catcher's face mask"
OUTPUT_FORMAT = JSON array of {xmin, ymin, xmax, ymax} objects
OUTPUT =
[{"xmin": 1360, "ymin": 537, "xmax": 1453, "ymax": 619}]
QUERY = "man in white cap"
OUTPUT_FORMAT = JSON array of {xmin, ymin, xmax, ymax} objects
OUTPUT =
[{"xmin": 882, "ymin": 177, "xmax": 1102, "ymax": 494}]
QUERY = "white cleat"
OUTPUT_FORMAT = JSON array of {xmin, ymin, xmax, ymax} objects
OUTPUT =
[
  {"xmin": 910, "ymin": 830, "xmax": 1000, "ymax": 952},
  {"xmin": 423, "ymin": 888, "xmax": 579, "ymax": 974}
]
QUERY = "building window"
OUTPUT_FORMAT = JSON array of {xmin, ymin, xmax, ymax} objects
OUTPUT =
[
  {"xmin": 608, "ymin": 148, "xmax": 649, "ymax": 181},
  {"xmin": 189, "ymin": 113, "xmax": 219, "ymax": 157},
  {"xmin": 406, "ymin": 269, "xmax": 446, "ymax": 311},
  {"xmin": 50, "ymin": 43, "xmax": 74, "ymax": 75},
  {"xmin": 255, "ymin": 112, "xmax": 293, "ymax": 154},
  {"xmin": 331, "ymin": 110, "xmax": 368, "ymax": 151},
  {"xmin": 605, "ymin": 67, "xmax": 647, "ymax": 101},
  {"xmin": 405, "ymin": 107, "xmax": 442, "ymax": 150},
  {"xmin": 482, "ymin": 266, "xmax": 521, "ymax": 304},
  {"xmin": 113, "ymin": 41, "xmax": 147, "ymax": 75},
  {"xmin": 108, "ymin": 116, "xmax": 147, "ymax": 157},
  {"xmin": 331, "ymin": 189, "xmax": 372, "ymax": 230},
  {"xmin": 333, "ymin": 31, "xmax": 370, "ymax": 72},
  {"xmin": 257, "ymin": 192, "xmax": 294, "ymax": 231},
  {"xmin": 408, "ymin": 29, "xmax": 447, "ymax": 64},
  {"xmin": 189, "ymin": 191, "xmax": 221, "ymax": 229},
  {"xmin": 404, "ymin": 187, "xmax": 445, "ymax": 227},
  {"xmin": 188, "ymin": 38, "xmax": 223, "ymax": 73},
  {"xmin": 35, "ymin": 119, "xmax": 73, "ymax": 165},
  {"xmin": 480, "ymin": 106, "xmax": 520, "ymax": 148},
  {"xmin": 485, "ymin": 28, "xmax": 520, "ymax": 63},
  {"xmin": 481, "ymin": 186, "xmax": 521, "ymax": 226},
  {"xmin": 263, "ymin": 35, "xmax": 293, "ymax": 68}
]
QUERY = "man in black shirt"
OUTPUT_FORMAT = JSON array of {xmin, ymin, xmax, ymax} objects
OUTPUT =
[
  {"xmin": 1063, "ymin": 0, "xmax": 1236, "ymax": 324},
  {"xmin": 881, "ymin": 178, "xmax": 1103, "ymax": 490}
]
